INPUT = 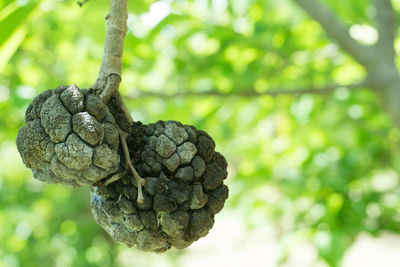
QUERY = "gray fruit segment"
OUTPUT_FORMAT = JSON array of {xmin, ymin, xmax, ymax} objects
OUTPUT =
[
  {"xmin": 72, "ymin": 112, "xmax": 103, "ymax": 146},
  {"xmin": 156, "ymin": 134, "xmax": 177, "ymax": 159},
  {"xmin": 177, "ymin": 142, "xmax": 197, "ymax": 165},
  {"xmin": 41, "ymin": 94, "xmax": 72, "ymax": 143},
  {"xmin": 60, "ymin": 84, "xmax": 84, "ymax": 114},
  {"xmin": 164, "ymin": 123, "xmax": 188, "ymax": 145}
]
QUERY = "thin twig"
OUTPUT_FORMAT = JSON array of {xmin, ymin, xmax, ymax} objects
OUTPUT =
[
  {"xmin": 124, "ymin": 82, "xmax": 370, "ymax": 99},
  {"xmin": 116, "ymin": 126, "xmax": 145, "ymax": 204},
  {"xmin": 101, "ymin": 170, "xmax": 129, "ymax": 187},
  {"xmin": 77, "ymin": 0, "xmax": 90, "ymax": 7}
]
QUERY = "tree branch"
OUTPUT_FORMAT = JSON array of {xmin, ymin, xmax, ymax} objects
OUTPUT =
[
  {"xmin": 293, "ymin": 0, "xmax": 375, "ymax": 67},
  {"xmin": 124, "ymin": 82, "xmax": 370, "ymax": 99},
  {"xmin": 91, "ymin": 0, "xmax": 133, "ymax": 129},
  {"xmin": 93, "ymin": 0, "xmax": 127, "ymax": 92},
  {"xmin": 373, "ymin": 0, "xmax": 397, "ymax": 61}
]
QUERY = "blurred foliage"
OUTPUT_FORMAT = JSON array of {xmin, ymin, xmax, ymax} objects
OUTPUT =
[{"xmin": 1, "ymin": 0, "xmax": 400, "ymax": 267}]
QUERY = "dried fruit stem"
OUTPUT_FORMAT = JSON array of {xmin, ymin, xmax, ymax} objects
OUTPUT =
[
  {"xmin": 102, "ymin": 170, "xmax": 129, "ymax": 187},
  {"xmin": 117, "ymin": 126, "xmax": 145, "ymax": 204}
]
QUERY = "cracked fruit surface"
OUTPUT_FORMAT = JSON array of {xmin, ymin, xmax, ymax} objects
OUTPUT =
[
  {"xmin": 16, "ymin": 85, "xmax": 121, "ymax": 186},
  {"xmin": 91, "ymin": 120, "xmax": 228, "ymax": 252}
]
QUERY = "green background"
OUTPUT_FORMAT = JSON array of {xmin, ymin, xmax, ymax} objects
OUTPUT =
[{"xmin": 1, "ymin": 0, "xmax": 400, "ymax": 266}]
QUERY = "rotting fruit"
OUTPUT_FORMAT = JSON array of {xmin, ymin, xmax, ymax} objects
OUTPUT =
[
  {"xmin": 91, "ymin": 120, "xmax": 229, "ymax": 252},
  {"xmin": 17, "ymin": 87, "xmax": 229, "ymax": 252}
]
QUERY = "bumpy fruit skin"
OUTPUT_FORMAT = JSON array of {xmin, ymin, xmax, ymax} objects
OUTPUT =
[
  {"xmin": 16, "ymin": 85, "xmax": 121, "ymax": 186},
  {"xmin": 91, "ymin": 120, "xmax": 228, "ymax": 252}
]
